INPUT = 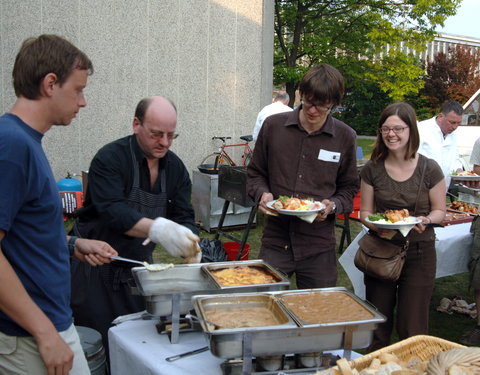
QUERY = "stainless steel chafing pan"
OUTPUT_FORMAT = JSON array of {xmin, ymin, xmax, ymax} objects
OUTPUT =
[
  {"xmin": 131, "ymin": 260, "xmax": 290, "ymax": 316},
  {"xmin": 192, "ymin": 293, "xmax": 297, "ymax": 358},
  {"xmin": 201, "ymin": 260, "xmax": 289, "ymax": 290},
  {"xmin": 192, "ymin": 287, "xmax": 385, "ymax": 359}
]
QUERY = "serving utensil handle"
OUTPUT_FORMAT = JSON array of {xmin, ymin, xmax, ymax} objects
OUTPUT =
[
  {"xmin": 165, "ymin": 346, "xmax": 209, "ymax": 362},
  {"xmin": 109, "ymin": 255, "xmax": 145, "ymax": 266}
]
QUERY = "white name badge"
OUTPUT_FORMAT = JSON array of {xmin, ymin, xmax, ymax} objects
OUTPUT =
[{"xmin": 318, "ymin": 149, "xmax": 341, "ymax": 163}]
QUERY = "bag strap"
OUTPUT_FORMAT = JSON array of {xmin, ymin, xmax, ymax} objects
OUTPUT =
[{"xmin": 413, "ymin": 156, "xmax": 427, "ymax": 216}]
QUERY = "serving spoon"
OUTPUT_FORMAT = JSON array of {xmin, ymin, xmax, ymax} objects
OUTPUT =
[{"xmin": 109, "ymin": 255, "xmax": 173, "ymax": 272}]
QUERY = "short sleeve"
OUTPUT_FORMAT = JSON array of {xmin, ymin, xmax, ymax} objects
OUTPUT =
[{"xmin": 425, "ymin": 157, "xmax": 445, "ymax": 188}]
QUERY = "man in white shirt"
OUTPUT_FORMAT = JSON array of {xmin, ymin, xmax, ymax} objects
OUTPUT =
[
  {"xmin": 417, "ymin": 100, "xmax": 464, "ymax": 189},
  {"xmin": 252, "ymin": 91, "xmax": 293, "ymax": 141}
]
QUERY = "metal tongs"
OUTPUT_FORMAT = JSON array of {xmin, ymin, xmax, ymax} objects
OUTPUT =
[
  {"xmin": 185, "ymin": 313, "xmax": 221, "ymax": 330},
  {"xmin": 109, "ymin": 255, "xmax": 174, "ymax": 272}
]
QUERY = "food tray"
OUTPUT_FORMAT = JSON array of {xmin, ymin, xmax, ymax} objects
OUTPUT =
[
  {"xmin": 315, "ymin": 334, "xmax": 464, "ymax": 374},
  {"xmin": 452, "ymin": 175, "xmax": 480, "ymax": 182},
  {"xmin": 441, "ymin": 210, "xmax": 475, "ymax": 226},
  {"xmin": 201, "ymin": 261, "xmax": 289, "ymax": 290},
  {"xmin": 276, "ymin": 289, "xmax": 379, "ymax": 327},
  {"xmin": 131, "ymin": 260, "xmax": 290, "ymax": 316},
  {"xmin": 192, "ymin": 287, "xmax": 386, "ymax": 359}
]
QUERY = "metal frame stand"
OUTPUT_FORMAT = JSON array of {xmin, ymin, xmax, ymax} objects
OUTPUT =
[{"xmin": 214, "ymin": 200, "xmax": 257, "ymax": 260}]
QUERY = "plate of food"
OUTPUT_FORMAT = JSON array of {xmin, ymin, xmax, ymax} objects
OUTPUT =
[
  {"xmin": 451, "ymin": 171, "xmax": 480, "ymax": 181},
  {"xmin": 365, "ymin": 209, "xmax": 421, "ymax": 229},
  {"xmin": 266, "ymin": 196, "xmax": 325, "ymax": 217}
]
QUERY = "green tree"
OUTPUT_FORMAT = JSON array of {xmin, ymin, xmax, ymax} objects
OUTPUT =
[{"xmin": 274, "ymin": 0, "xmax": 461, "ymax": 108}]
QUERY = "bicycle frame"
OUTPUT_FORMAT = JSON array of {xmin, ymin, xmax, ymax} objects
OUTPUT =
[{"xmin": 212, "ymin": 136, "xmax": 253, "ymax": 167}]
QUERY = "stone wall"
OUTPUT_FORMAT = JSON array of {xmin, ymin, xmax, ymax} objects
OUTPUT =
[{"xmin": 0, "ymin": 0, "xmax": 273, "ymax": 182}]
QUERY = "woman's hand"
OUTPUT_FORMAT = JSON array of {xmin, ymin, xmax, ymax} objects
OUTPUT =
[{"xmin": 412, "ymin": 215, "xmax": 431, "ymax": 233}]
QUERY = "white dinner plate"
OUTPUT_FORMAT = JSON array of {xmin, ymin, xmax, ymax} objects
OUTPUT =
[
  {"xmin": 451, "ymin": 174, "xmax": 480, "ymax": 181},
  {"xmin": 266, "ymin": 200, "xmax": 325, "ymax": 216},
  {"xmin": 365, "ymin": 216, "xmax": 421, "ymax": 229}
]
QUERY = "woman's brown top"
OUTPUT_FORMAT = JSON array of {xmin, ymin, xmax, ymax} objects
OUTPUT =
[{"xmin": 361, "ymin": 154, "xmax": 444, "ymax": 243}]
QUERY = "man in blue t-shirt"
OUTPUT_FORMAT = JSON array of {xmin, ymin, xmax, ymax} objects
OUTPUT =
[{"xmin": 0, "ymin": 35, "xmax": 118, "ymax": 375}]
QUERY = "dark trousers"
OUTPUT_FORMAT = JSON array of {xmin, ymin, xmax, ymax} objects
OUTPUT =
[
  {"xmin": 259, "ymin": 246, "xmax": 338, "ymax": 289},
  {"xmin": 364, "ymin": 240, "xmax": 436, "ymax": 351},
  {"xmin": 70, "ymin": 259, "xmax": 145, "ymax": 366}
]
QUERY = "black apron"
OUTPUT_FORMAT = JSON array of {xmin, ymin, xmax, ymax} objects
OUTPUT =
[{"xmin": 70, "ymin": 137, "xmax": 168, "ymax": 353}]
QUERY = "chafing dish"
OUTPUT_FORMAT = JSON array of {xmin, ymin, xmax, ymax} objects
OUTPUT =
[
  {"xmin": 192, "ymin": 287, "xmax": 385, "ymax": 359},
  {"xmin": 131, "ymin": 260, "xmax": 290, "ymax": 316},
  {"xmin": 201, "ymin": 261, "xmax": 288, "ymax": 289}
]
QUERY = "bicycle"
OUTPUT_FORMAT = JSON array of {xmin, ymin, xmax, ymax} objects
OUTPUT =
[{"xmin": 200, "ymin": 135, "xmax": 254, "ymax": 170}]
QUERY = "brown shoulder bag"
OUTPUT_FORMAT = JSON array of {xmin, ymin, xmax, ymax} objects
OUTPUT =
[{"xmin": 354, "ymin": 233, "xmax": 408, "ymax": 281}]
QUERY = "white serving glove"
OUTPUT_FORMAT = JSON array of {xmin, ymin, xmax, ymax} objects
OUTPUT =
[{"xmin": 147, "ymin": 218, "xmax": 201, "ymax": 261}]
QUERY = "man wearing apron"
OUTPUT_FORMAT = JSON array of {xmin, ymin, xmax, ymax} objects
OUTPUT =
[{"xmin": 70, "ymin": 96, "xmax": 200, "ymax": 358}]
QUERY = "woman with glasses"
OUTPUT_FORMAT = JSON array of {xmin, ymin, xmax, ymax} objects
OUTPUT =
[{"xmin": 359, "ymin": 102, "xmax": 446, "ymax": 351}]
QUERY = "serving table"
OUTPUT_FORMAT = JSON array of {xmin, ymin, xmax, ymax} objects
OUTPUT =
[
  {"xmin": 339, "ymin": 223, "xmax": 473, "ymax": 299},
  {"xmin": 108, "ymin": 320, "xmax": 361, "ymax": 375}
]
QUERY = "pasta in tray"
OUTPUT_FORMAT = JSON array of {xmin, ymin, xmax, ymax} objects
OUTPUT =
[{"xmin": 210, "ymin": 266, "xmax": 278, "ymax": 286}]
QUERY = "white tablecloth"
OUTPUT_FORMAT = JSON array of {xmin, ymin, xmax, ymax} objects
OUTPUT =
[
  {"xmin": 109, "ymin": 320, "xmax": 223, "ymax": 375},
  {"xmin": 339, "ymin": 223, "xmax": 473, "ymax": 299},
  {"xmin": 109, "ymin": 320, "xmax": 361, "ymax": 375}
]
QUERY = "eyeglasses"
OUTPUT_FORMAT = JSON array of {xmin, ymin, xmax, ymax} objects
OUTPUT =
[
  {"xmin": 300, "ymin": 98, "xmax": 332, "ymax": 113},
  {"xmin": 141, "ymin": 122, "xmax": 179, "ymax": 140},
  {"xmin": 379, "ymin": 126, "xmax": 409, "ymax": 135}
]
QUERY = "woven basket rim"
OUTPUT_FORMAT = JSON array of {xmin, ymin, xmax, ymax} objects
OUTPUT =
[{"xmin": 317, "ymin": 335, "xmax": 465, "ymax": 374}]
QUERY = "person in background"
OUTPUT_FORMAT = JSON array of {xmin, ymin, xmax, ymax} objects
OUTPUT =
[
  {"xmin": 459, "ymin": 136, "xmax": 480, "ymax": 346},
  {"xmin": 360, "ymin": 102, "xmax": 446, "ymax": 351},
  {"xmin": 417, "ymin": 100, "xmax": 464, "ymax": 189},
  {"xmin": 0, "ymin": 34, "xmax": 118, "ymax": 375},
  {"xmin": 70, "ymin": 96, "xmax": 200, "ymax": 356},
  {"xmin": 252, "ymin": 91, "xmax": 293, "ymax": 141},
  {"xmin": 247, "ymin": 64, "xmax": 359, "ymax": 289}
]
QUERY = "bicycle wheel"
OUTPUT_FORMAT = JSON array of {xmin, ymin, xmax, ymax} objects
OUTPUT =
[
  {"xmin": 200, "ymin": 153, "xmax": 233, "ymax": 168},
  {"xmin": 243, "ymin": 151, "xmax": 253, "ymax": 166}
]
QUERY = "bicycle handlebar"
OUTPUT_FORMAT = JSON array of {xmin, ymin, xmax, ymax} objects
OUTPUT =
[
  {"xmin": 212, "ymin": 135, "xmax": 253, "ymax": 143},
  {"xmin": 211, "ymin": 136, "xmax": 231, "ymax": 142}
]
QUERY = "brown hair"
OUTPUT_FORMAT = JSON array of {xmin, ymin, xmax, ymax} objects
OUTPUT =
[
  {"xmin": 298, "ymin": 64, "xmax": 344, "ymax": 107},
  {"xmin": 13, "ymin": 34, "xmax": 93, "ymax": 99},
  {"xmin": 371, "ymin": 102, "xmax": 419, "ymax": 162}
]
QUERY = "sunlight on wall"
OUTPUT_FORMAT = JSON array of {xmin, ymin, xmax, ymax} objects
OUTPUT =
[{"xmin": 211, "ymin": 0, "xmax": 263, "ymax": 24}]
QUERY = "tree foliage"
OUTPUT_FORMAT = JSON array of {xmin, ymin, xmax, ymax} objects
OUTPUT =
[
  {"xmin": 422, "ymin": 44, "xmax": 480, "ymax": 114},
  {"xmin": 274, "ymin": 0, "xmax": 461, "ymax": 130}
]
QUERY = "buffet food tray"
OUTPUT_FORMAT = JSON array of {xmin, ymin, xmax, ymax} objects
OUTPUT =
[
  {"xmin": 202, "ymin": 261, "xmax": 285, "ymax": 289},
  {"xmin": 192, "ymin": 287, "xmax": 385, "ymax": 359},
  {"xmin": 131, "ymin": 260, "xmax": 290, "ymax": 316},
  {"xmin": 441, "ymin": 209, "xmax": 475, "ymax": 226}
]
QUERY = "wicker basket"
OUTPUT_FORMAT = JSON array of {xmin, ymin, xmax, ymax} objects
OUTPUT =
[{"xmin": 316, "ymin": 335, "xmax": 464, "ymax": 374}]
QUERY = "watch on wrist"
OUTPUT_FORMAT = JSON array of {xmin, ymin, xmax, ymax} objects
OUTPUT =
[
  {"xmin": 68, "ymin": 236, "xmax": 78, "ymax": 257},
  {"xmin": 331, "ymin": 201, "xmax": 336, "ymax": 213}
]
